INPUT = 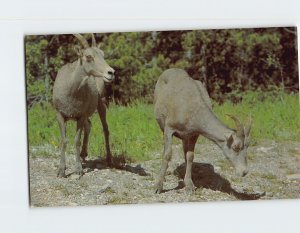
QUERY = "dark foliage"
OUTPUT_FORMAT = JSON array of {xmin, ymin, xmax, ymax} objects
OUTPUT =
[{"xmin": 25, "ymin": 27, "xmax": 298, "ymax": 107}]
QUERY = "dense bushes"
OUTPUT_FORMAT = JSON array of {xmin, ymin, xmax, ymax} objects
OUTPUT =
[{"xmin": 25, "ymin": 27, "xmax": 298, "ymax": 106}]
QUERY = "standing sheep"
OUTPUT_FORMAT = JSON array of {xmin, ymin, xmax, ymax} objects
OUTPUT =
[{"xmin": 53, "ymin": 34, "xmax": 115, "ymax": 178}]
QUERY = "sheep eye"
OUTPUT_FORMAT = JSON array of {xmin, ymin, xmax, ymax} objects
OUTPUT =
[
  {"xmin": 232, "ymin": 145, "xmax": 241, "ymax": 152},
  {"xmin": 86, "ymin": 55, "xmax": 94, "ymax": 62}
]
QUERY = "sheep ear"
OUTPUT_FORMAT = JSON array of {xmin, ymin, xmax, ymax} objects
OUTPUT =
[
  {"xmin": 74, "ymin": 45, "xmax": 83, "ymax": 57},
  {"xmin": 74, "ymin": 45, "xmax": 83, "ymax": 65},
  {"xmin": 97, "ymin": 42, "xmax": 104, "ymax": 49},
  {"xmin": 224, "ymin": 133, "xmax": 234, "ymax": 148}
]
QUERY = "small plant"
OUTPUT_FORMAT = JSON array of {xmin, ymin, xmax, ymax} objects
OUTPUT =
[{"xmin": 261, "ymin": 173, "xmax": 277, "ymax": 180}]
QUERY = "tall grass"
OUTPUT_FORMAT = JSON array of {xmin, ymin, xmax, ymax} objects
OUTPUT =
[{"xmin": 27, "ymin": 92, "xmax": 299, "ymax": 161}]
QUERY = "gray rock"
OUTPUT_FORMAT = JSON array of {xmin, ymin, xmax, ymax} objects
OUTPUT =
[{"xmin": 28, "ymin": 140, "xmax": 300, "ymax": 207}]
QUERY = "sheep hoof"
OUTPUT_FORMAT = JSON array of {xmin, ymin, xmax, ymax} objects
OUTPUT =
[
  {"xmin": 74, "ymin": 171, "xmax": 83, "ymax": 180},
  {"xmin": 184, "ymin": 180, "xmax": 195, "ymax": 194},
  {"xmin": 80, "ymin": 151, "xmax": 88, "ymax": 161},
  {"xmin": 106, "ymin": 156, "xmax": 112, "ymax": 167},
  {"xmin": 74, "ymin": 169, "xmax": 83, "ymax": 177},
  {"xmin": 57, "ymin": 169, "xmax": 66, "ymax": 178},
  {"xmin": 154, "ymin": 181, "xmax": 163, "ymax": 194},
  {"xmin": 74, "ymin": 162, "xmax": 83, "ymax": 177},
  {"xmin": 184, "ymin": 186, "xmax": 195, "ymax": 195}
]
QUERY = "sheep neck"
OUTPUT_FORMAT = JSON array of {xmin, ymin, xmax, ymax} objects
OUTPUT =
[
  {"xmin": 194, "ymin": 107, "xmax": 234, "ymax": 147},
  {"xmin": 69, "ymin": 60, "xmax": 90, "ymax": 95}
]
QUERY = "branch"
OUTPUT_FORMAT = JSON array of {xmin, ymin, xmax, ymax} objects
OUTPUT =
[{"xmin": 283, "ymin": 27, "xmax": 297, "ymax": 36}]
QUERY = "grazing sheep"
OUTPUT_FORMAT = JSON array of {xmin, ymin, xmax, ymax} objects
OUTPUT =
[
  {"xmin": 53, "ymin": 34, "xmax": 115, "ymax": 178},
  {"xmin": 154, "ymin": 68, "xmax": 252, "ymax": 193}
]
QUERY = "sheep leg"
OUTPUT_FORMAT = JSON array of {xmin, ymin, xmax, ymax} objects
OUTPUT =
[
  {"xmin": 56, "ymin": 112, "xmax": 67, "ymax": 178},
  {"xmin": 183, "ymin": 136, "xmax": 198, "ymax": 194},
  {"xmin": 97, "ymin": 99, "xmax": 112, "ymax": 166},
  {"xmin": 155, "ymin": 127, "xmax": 173, "ymax": 194},
  {"xmin": 74, "ymin": 118, "xmax": 84, "ymax": 176},
  {"xmin": 182, "ymin": 138, "xmax": 188, "ymax": 163},
  {"xmin": 80, "ymin": 119, "xmax": 91, "ymax": 161}
]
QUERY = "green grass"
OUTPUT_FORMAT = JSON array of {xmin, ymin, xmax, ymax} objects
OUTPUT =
[
  {"xmin": 214, "ymin": 92, "xmax": 300, "ymax": 145},
  {"xmin": 27, "ymin": 92, "xmax": 299, "ymax": 161},
  {"xmin": 27, "ymin": 100, "xmax": 163, "ymax": 161}
]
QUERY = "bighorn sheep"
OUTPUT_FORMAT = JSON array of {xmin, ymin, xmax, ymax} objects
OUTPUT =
[
  {"xmin": 154, "ymin": 68, "xmax": 252, "ymax": 193},
  {"xmin": 53, "ymin": 34, "xmax": 115, "ymax": 178}
]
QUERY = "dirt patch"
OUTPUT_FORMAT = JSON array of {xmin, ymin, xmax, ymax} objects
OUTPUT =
[{"xmin": 29, "ymin": 140, "xmax": 300, "ymax": 207}]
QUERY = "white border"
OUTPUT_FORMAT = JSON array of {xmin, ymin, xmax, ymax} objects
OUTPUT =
[{"xmin": 0, "ymin": 1, "xmax": 299, "ymax": 233}]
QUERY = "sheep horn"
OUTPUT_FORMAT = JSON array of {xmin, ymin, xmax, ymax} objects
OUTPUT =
[
  {"xmin": 73, "ymin": 34, "xmax": 89, "ymax": 49},
  {"xmin": 227, "ymin": 114, "xmax": 244, "ymax": 138},
  {"xmin": 91, "ymin": 34, "xmax": 97, "ymax": 47},
  {"xmin": 97, "ymin": 42, "xmax": 103, "ymax": 49},
  {"xmin": 244, "ymin": 115, "xmax": 252, "ymax": 136}
]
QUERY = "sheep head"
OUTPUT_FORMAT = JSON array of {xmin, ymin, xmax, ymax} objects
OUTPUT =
[{"xmin": 74, "ymin": 33, "xmax": 115, "ymax": 83}]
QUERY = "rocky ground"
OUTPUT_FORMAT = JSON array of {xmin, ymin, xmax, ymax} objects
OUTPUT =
[{"xmin": 29, "ymin": 140, "xmax": 300, "ymax": 207}]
